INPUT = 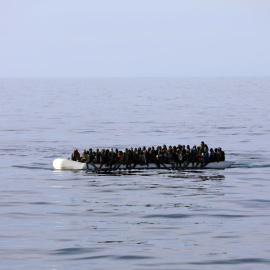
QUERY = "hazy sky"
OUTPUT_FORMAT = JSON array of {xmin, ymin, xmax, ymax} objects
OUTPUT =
[{"xmin": 1, "ymin": 0, "xmax": 270, "ymax": 77}]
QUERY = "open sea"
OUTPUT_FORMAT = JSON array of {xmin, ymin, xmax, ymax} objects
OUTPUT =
[{"xmin": 1, "ymin": 77, "xmax": 270, "ymax": 270}]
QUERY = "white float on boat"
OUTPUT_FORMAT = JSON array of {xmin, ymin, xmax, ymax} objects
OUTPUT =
[{"xmin": 53, "ymin": 158, "xmax": 234, "ymax": 171}]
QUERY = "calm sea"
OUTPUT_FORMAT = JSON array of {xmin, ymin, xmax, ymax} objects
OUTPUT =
[{"xmin": 1, "ymin": 77, "xmax": 270, "ymax": 270}]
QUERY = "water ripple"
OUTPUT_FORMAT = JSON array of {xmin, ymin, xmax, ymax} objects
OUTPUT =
[{"xmin": 190, "ymin": 258, "xmax": 270, "ymax": 265}]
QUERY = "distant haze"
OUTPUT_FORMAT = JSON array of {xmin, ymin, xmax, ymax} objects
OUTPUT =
[{"xmin": 1, "ymin": 0, "xmax": 270, "ymax": 77}]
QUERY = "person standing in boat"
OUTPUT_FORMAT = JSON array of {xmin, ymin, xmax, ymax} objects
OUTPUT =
[
  {"xmin": 200, "ymin": 141, "xmax": 205, "ymax": 152},
  {"xmin": 71, "ymin": 149, "xmax": 81, "ymax": 161}
]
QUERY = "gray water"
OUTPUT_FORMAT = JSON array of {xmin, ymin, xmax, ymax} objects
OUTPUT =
[{"xmin": 1, "ymin": 77, "xmax": 270, "ymax": 270}]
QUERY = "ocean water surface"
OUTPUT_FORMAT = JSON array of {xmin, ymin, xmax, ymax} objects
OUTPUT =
[{"xmin": 1, "ymin": 77, "xmax": 270, "ymax": 269}]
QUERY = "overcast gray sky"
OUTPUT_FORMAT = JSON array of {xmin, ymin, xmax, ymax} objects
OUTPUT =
[{"xmin": 1, "ymin": 0, "xmax": 270, "ymax": 77}]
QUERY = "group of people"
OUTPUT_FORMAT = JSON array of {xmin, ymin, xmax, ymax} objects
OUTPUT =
[{"xmin": 70, "ymin": 141, "xmax": 225, "ymax": 170}]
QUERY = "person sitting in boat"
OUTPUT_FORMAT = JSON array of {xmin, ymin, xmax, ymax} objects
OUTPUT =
[
  {"xmin": 140, "ymin": 150, "xmax": 147, "ymax": 166},
  {"xmin": 191, "ymin": 148, "xmax": 198, "ymax": 167},
  {"xmin": 165, "ymin": 148, "xmax": 174, "ymax": 166},
  {"xmin": 132, "ymin": 148, "xmax": 139, "ymax": 168},
  {"xmin": 209, "ymin": 148, "xmax": 215, "ymax": 162},
  {"xmin": 71, "ymin": 149, "xmax": 81, "ymax": 161},
  {"xmin": 195, "ymin": 147, "xmax": 202, "ymax": 167},
  {"xmin": 109, "ymin": 148, "xmax": 117, "ymax": 169},
  {"xmin": 127, "ymin": 148, "xmax": 135, "ymax": 168},
  {"xmin": 218, "ymin": 147, "xmax": 225, "ymax": 161},
  {"xmin": 86, "ymin": 148, "xmax": 97, "ymax": 169},
  {"xmin": 157, "ymin": 149, "xmax": 169, "ymax": 168},
  {"xmin": 120, "ymin": 148, "xmax": 129, "ymax": 168},
  {"xmin": 176, "ymin": 148, "xmax": 183, "ymax": 169},
  {"xmin": 214, "ymin": 148, "xmax": 220, "ymax": 162},
  {"xmin": 172, "ymin": 147, "xmax": 178, "ymax": 167},
  {"xmin": 87, "ymin": 148, "xmax": 94, "ymax": 162},
  {"xmin": 93, "ymin": 149, "xmax": 101, "ymax": 164},
  {"xmin": 148, "ymin": 148, "xmax": 158, "ymax": 167},
  {"xmin": 183, "ymin": 148, "xmax": 192, "ymax": 169},
  {"xmin": 156, "ymin": 149, "xmax": 164, "ymax": 164},
  {"xmin": 80, "ymin": 149, "xmax": 88, "ymax": 163},
  {"xmin": 99, "ymin": 149, "xmax": 107, "ymax": 169},
  {"xmin": 201, "ymin": 149, "xmax": 210, "ymax": 167},
  {"xmin": 113, "ymin": 150, "xmax": 122, "ymax": 169},
  {"xmin": 145, "ymin": 149, "xmax": 151, "ymax": 165}
]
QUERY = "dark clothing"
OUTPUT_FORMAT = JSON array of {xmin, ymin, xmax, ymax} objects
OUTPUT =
[
  {"xmin": 71, "ymin": 151, "xmax": 80, "ymax": 161},
  {"xmin": 214, "ymin": 150, "xmax": 220, "ymax": 162},
  {"xmin": 219, "ymin": 151, "xmax": 225, "ymax": 161},
  {"xmin": 94, "ymin": 152, "xmax": 101, "ymax": 163},
  {"xmin": 87, "ymin": 152, "xmax": 94, "ymax": 163},
  {"xmin": 209, "ymin": 151, "xmax": 215, "ymax": 162}
]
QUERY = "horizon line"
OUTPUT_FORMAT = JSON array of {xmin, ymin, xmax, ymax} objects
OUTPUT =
[{"xmin": 0, "ymin": 75, "xmax": 270, "ymax": 79}]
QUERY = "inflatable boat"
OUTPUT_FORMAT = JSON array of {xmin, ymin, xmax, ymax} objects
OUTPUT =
[{"xmin": 53, "ymin": 158, "xmax": 234, "ymax": 171}]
